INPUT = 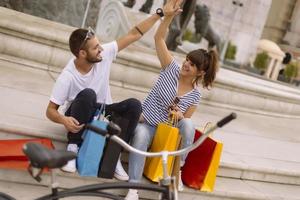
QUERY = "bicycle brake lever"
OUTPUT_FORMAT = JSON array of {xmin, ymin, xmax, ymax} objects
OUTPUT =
[{"xmin": 107, "ymin": 121, "xmax": 121, "ymax": 136}]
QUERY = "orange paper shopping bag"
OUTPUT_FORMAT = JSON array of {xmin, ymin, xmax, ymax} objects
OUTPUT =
[{"xmin": 0, "ymin": 138, "xmax": 54, "ymax": 170}]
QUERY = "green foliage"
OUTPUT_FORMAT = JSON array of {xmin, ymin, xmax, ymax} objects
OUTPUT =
[
  {"xmin": 254, "ymin": 51, "xmax": 269, "ymax": 70},
  {"xmin": 182, "ymin": 29, "xmax": 195, "ymax": 42},
  {"xmin": 225, "ymin": 42, "xmax": 237, "ymax": 60},
  {"xmin": 284, "ymin": 62, "xmax": 299, "ymax": 81}
]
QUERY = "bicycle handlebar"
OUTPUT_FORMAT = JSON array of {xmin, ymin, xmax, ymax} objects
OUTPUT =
[
  {"xmin": 217, "ymin": 112, "xmax": 236, "ymax": 127},
  {"xmin": 86, "ymin": 121, "xmax": 121, "ymax": 136}
]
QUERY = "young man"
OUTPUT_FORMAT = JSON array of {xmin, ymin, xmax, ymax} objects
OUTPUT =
[{"xmin": 46, "ymin": 4, "xmax": 169, "ymax": 180}]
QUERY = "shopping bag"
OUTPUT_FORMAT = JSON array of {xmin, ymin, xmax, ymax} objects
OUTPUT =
[
  {"xmin": 77, "ymin": 107, "xmax": 108, "ymax": 177},
  {"xmin": 98, "ymin": 113, "xmax": 129, "ymax": 178},
  {"xmin": 0, "ymin": 138, "xmax": 54, "ymax": 170},
  {"xmin": 144, "ymin": 113, "xmax": 181, "ymax": 182},
  {"xmin": 181, "ymin": 125, "xmax": 223, "ymax": 192}
]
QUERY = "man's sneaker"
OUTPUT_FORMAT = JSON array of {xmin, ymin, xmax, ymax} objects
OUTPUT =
[
  {"xmin": 61, "ymin": 144, "xmax": 78, "ymax": 173},
  {"xmin": 114, "ymin": 158, "xmax": 129, "ymax": 181},
  {"xmin": 125, "ymin": 189, "xmax": 138, "ymax": 200},
  {"xmin": 178, "ymin": 170, "xmax": 184, "ymax": 191}
]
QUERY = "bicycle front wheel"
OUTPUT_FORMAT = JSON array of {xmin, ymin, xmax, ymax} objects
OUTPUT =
[
  {"xmin": 35, "ymin": 182, "xmax": 171, "ymax": 200},
  {"xmin": 0, "ymin": 192, "xmax": 16, "ymax": 200}
]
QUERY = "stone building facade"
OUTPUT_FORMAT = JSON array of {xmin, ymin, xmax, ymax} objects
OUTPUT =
[
  {"xmin": 199, "ymin": 0, "xmax": 272, "ymax": 64},
  {"xmin": 262, "ymin": 0, "xmax": 300, "ymax": 80},
  {"xmin": 2, "ymin": 0, "xmax": 299, "ymax": 66},
  {"xmin": 0, "ymin": 0, "xmax": 102, "ymax": 28},
  {"xmin": 262, "ymin": 0, "xmax": 300, "ymax": 54}
]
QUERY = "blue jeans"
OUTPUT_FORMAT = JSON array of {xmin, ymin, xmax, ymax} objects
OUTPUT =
[{"xmin": 128, "ymin": 118, "xmax": 195, "ymax": 183}]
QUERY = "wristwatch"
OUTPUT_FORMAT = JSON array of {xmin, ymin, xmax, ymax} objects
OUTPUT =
[{"xmin": 156, "ymin": 8, "xmax": 164, "ymax": 17}]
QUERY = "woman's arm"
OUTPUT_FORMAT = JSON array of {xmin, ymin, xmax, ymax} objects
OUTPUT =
[
  {"xmin": 154, "ymin": 0, "xmax": 182, "ymax": 69},
  {"xmin": 171, "ymin": 105, "xmax": 197, "ymax": 120},
  {"xmin": 183, "ymin": 105, "xmax": 197, "ymax": 118},
  {"xmin": 154, "ymin": 16, "xmax": 174, "ymax": 69}
]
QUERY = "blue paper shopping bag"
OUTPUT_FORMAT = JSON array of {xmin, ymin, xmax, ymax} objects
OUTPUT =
[{"xmin": 77, "ymin": 108, "xmax": 108, "ymax": 176}]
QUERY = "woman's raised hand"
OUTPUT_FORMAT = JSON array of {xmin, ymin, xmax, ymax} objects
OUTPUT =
[{"xmin": 163, "ymin": 0, "xmax": 183, "ymax": 16}]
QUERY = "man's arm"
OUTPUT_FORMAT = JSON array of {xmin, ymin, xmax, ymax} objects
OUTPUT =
[
  {"xmin": 116, "ymin": 13, "xmax": 160, "ymax": 52},
  {"xmin": 154, "ymin": 15, "xmax": 175, "ymax": 68},
  {"xmin": 46, "ymin": 101, "xmax": 84, "ymax": 133}
]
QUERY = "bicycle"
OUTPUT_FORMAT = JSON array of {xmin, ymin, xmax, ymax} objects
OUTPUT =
[{"xmin": 0, "ymin": 113, "xmax": 236, "ymax": 200}]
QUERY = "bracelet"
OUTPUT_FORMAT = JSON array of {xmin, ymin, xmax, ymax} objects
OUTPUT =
[{"xmin": 135, "ymin": 26, "xmax": 143, "ymax": 36}]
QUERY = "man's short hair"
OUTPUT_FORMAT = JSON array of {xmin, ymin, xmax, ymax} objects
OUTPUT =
[{"xmin": 69, "ymin": 28, "xmax": 88, "ymax": 57}]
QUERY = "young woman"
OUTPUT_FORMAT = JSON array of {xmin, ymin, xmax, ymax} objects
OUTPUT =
[{"xmin": 125, "ymin": 1, "xmax": 219, "ymax": 199}]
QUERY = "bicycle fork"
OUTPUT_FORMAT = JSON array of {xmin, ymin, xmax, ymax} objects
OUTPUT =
[
  {"xmin": 28, "ymin": 166, "xmax": 60, "ymax": 200},
  {"xmin": 50, "ymin": 169, "xmax": 59, "ymax": 200},
  {"xmin": 159, "ymin": 151, "xmax": 178, "ymax": 200}
]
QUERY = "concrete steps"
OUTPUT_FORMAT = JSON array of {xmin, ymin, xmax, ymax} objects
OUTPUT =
[
  {"xmin": 0, "ymin": 7, "xmax": 300, "ymax": 198},
  {"xmin": 1, "ymin": 168, "xmax": 300, "ymax": 200},
  {"xmin": 1, "ymin": 64, "xmax": 300, "ymax": 199}
]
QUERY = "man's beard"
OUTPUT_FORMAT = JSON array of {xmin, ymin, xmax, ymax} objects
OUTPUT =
[{"xmin": 86, "ymin": 52, "xmax": 102, "ymax": 63}]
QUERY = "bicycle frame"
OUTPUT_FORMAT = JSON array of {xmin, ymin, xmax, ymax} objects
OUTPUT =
[
  {"xmin": 110, "ymin": 122, "xmax": 218, "ymax": 186},
  {"xmin": 86, "ymin": 112, "xmax": 236, "ymax": 197}
]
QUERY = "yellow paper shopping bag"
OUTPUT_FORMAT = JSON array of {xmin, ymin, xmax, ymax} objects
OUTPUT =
[{"xmin": 144, "ymin": 113, "xmax": 181, "ymax": 182}]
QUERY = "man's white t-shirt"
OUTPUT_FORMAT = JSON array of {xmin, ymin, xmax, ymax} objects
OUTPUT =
[{"xmin": 50, "ymin": 41, "xmax": 118, "ymax": 112}]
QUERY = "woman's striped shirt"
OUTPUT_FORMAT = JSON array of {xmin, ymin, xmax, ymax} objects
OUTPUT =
[{"xmin": 142, "ymin": 59, "xmax": 201, "ymax": 126}]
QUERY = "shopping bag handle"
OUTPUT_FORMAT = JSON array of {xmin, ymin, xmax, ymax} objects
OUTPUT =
[
  {"xmin": 85, "ymin": 121, "xmax": 121, "ymax": 136},
  {"xmin": 216, "ymin": 113, "xmax": 236, "ymax": 127}
]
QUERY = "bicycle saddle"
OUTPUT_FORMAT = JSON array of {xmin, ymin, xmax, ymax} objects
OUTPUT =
[{"xmin": 23, "ymin": 142, "xmax": 76, "ymax": 169}]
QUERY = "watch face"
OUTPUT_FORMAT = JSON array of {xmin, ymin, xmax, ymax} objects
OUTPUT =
[{"xmin": 156, "ymin": 8, "xmax": 164, "ymax": 17}]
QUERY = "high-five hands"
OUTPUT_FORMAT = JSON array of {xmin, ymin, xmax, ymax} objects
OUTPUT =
[{"xmin": 163, "ymin": 0, "xmax": 183, "ymax": 16}]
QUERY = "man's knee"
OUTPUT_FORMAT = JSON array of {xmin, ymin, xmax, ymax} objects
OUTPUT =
[
  {"xmin": 76, "ymin": 88, "xmax": 96, "ymax": 102},
  {"xmin": 126, "ymin": 98, "xmax": 142, "ymax": 113},
  {"xmin": 66, "ymin": 88, "xmax": 97, "ymax": 119}
]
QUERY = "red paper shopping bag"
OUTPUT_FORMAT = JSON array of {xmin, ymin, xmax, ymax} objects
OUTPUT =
[{"xmin": 181, "ymin": 129, "xmax": 223, "ymax": 192}]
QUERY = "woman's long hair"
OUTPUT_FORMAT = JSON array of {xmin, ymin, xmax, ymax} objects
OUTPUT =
[{"xmin": 186, "ymin": 49, "xmax": 219, "ymax": 89}]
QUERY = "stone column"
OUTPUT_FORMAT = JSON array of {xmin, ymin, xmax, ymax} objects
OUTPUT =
[
  {"xmin": 265, "ymin": 57, "xmax": 275, "ymax": 78},
  {"xmin": 271, "ymin": 60, "xmax": 282, "ymax": 80},
  {"xmin": 283, "ymin": 0, "xmax": 300, "ymax": 47}
]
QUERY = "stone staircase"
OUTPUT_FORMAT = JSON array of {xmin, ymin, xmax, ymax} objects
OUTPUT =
[
  {"xmin": 1, "ymin": 5, "xmax": 300, "ymax": 200},
  {"xmin": 1, "ymin": 64, "xmax": 300, "ymax": 200}
]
